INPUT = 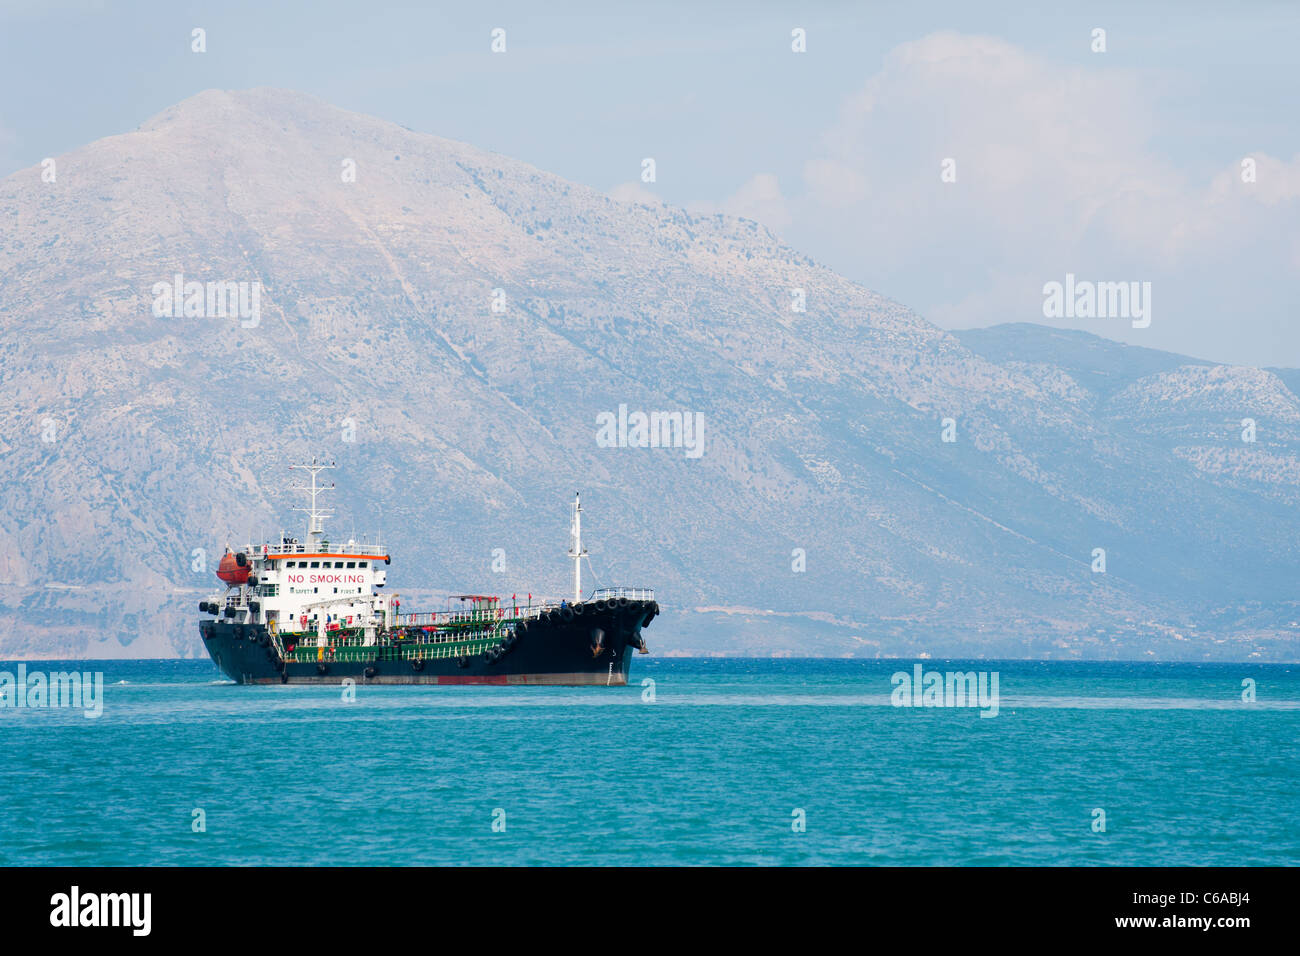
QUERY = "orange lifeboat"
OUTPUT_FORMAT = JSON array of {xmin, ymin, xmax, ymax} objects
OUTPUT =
[{"xmin": 216, "ymin": 550, "xmax": 251, "ymax": 587}]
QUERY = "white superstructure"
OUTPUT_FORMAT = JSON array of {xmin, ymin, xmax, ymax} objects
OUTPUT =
[{"xmin": 205, "ymin": 459, "xmax": 393, "ymax": 640}]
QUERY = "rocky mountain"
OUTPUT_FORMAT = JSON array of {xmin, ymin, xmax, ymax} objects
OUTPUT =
[{"xmin": 2, "ymin": 89, "xmax": 1297, "ymax": 660}]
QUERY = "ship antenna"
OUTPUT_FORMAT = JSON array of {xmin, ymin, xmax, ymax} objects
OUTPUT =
[
  {"xmin": 289, "ymin": 458, "xmax": 336, "ymax": 551},
  {"xmin": 567, "ymin": 491, "xmax": 587, "ymax": 602}
]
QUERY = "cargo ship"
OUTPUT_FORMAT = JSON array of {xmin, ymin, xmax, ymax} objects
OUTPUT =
[{"xmin": 199, "ymin": 461, "xmax": 657, "ymax": 685}]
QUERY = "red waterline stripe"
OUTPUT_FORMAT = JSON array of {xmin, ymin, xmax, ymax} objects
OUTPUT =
[{"xmin": 435, "ymin": 674, "xmax": 509, "ymax": 685}]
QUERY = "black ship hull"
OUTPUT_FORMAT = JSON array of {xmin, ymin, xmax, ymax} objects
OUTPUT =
[{"xmin": 200, "ymin": 600, "xmax": 655, "ymax": 686}]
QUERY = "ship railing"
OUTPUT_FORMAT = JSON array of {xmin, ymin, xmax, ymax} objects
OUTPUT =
[
  {"xmin": 248, "ymin": 541, "xmax": 389, "ymax": 557},
  {"xmin": 391, "ymin": 601, "xmax": 569, "ymax": 628},
  {"xmin": 385, "ymin": 591, "xmax": 652, "ymax": 628},
  {"xmin": 394, "ymin": 607, "xmax": 533, "ymax": 627},
  {"xmin": 268, "ymin": 625, "xmax": 286, "ymax": 660},
  {"xmin": 590, "ymin": 586, "xmax": 656, "ymax": 602},
  {"xmin": 512, "ymin": 603, "xmax": 562, "ymax": 620}
]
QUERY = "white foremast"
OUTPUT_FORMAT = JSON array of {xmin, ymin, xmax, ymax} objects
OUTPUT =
[{"xmin": 568, "ymin": 491, "xmax": 587, "ymax": 603}]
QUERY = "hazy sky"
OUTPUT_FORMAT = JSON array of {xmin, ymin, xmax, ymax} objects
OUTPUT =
[{"xmin": 2, "ymin": 0, "xmax": 1296, "ymax": 365}]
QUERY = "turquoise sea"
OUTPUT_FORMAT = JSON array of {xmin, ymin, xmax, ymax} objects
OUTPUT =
[{"xmin": 2, "ymin": 658, "xmax": 1298, "ymax": 866}]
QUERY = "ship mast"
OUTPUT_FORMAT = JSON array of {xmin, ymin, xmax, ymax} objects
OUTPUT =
[
  {"xmin": 289, "ymin": 459, "xmax": 336, "ymax": 551},
  {"xmin": 568, "ymin": 491, "xmax": 587, "ymax": 602}
]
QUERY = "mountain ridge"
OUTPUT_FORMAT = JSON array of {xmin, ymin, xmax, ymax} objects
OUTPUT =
[{"xmin": 2, "ymin": 88, "xmax": 1298, "ymax": 661}]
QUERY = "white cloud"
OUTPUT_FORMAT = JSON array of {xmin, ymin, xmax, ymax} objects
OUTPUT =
[
  {"xmin": 688, "ymin": 173, "xmax": 792, "ymax": 231},
  {"xmin": 745, "ymin": 31, "xmax": 1300, "ymax": 363},
  {"xmin": 801, "ymin": 32, "xmax": 1174, "ymax": 261}
]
